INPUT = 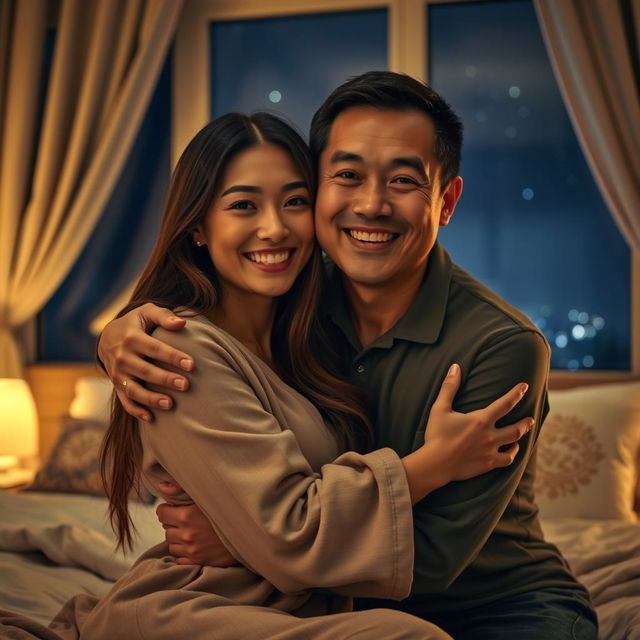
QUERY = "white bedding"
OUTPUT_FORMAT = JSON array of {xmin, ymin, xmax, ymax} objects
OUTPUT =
[
  {"xmin": 1, "ymin": 490, "xmax": 638, "ymax": 638},
  {"xmin": 0, "ymin": 490, "xmax": 163, "ymax": 625},
  {"xmin": 541, "ymin": 517, "xmax": 640, "ymax": 639}
]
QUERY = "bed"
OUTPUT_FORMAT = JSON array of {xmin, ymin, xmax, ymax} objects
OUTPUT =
[{"xmin": 1, "ymin": 365, "xmax": 639, "ymax": 638}]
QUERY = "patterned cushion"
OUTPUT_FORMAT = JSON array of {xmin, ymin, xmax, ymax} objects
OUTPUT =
[
  {"xmin": 27, "ymin": 416, "xmax": 152, "ymax": 502},
  {"xmin": 535, "ymin": 382, "xmax": 640, "ymax": 521}
]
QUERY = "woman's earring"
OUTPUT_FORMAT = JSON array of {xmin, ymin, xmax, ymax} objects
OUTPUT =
[{"xmin": 195, "ymin": 240, "xmax": 203, "ymax": 247}]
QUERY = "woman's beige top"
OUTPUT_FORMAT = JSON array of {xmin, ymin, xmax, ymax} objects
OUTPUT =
[{"xmin": 136, "ymin": 314, "xmax": 414, "ymax": 613}]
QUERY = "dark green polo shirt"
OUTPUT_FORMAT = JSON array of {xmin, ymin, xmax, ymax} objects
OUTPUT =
[{"xmin": 324, "ymin": 242, "xmax": 590, "ymax": 613}]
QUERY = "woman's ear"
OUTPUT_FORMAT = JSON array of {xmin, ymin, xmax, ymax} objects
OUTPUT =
[{"xmin": 191, "ymin": 229, "xmax": 206, "ymax": 247}]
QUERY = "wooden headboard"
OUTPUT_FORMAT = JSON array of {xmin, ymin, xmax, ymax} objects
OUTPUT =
[
  {"xmin": 25, "ymin": 363, "xmax": 638, "ymax": 464},
  {"xmin": 26, "ymin": 363, "xmax": 107, "ymax": 462}
]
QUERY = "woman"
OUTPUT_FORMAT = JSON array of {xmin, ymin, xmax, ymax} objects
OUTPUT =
[{"xmin": 78, "ymin": 113, "xmax": 529, "ymax": 640}]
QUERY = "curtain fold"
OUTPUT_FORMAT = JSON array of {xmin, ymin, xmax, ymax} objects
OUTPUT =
[
  {"xmin": 0, "ymin": 0, "xmax": 183, "ymax": 377},
  {"xmin": 534, "ymin": 0, "xmax": 640, "ymax": 255}
]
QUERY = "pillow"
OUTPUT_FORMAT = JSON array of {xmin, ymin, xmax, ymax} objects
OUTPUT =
[
  {"xmin": 68, "ymin": 376, "xmax": 113, "ymax": 423},
  {"xmin": 27, "ymin": 416, "xmax": 153, "ymax": 503},
  {"xmin": 534, "ymin": 382, "xmax": 640, "ymax": 521},
  {"xmin": 28, "ymin": 416, "xmax": 107, "ymax": 496}
]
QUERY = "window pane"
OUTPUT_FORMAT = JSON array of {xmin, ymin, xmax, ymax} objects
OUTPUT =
[
  {"xmin": 210, "ymin": 10, "xmax": 387, "ymax": 136},
  {"xmin": 429, "ymin": 0, "xmax": 630, "ymax": 370}
]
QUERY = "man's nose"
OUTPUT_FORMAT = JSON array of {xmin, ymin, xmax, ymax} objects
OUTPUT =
[{"xmin": 351, "ymin": 180, "xmax": 391, "ymax": 217}]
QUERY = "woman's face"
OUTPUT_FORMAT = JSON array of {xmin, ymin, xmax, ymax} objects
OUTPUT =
[{"xmin": 194, "ymin": 143, "xmax": 315, "ymax": 301}]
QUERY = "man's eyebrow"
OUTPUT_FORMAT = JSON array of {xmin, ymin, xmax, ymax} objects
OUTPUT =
[
  {"xmin": 220, "ymin": 185, "xmax": 260, "ymax": 196},
  {"xmin": 329, "ymin": 150, "xmax": 363, "ymax": 164},
  {"xmin": 282, "ymin": 180, "xmax": 308, "ymax": 192},
  {"xmin": 390, "ymin": 156, "xmax": 428, "ymax": 180}
]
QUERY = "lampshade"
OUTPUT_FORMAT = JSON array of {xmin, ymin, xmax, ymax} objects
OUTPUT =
[{"xmin": 0, "ymin": 378, "xmax": 39, "ymax": 459}]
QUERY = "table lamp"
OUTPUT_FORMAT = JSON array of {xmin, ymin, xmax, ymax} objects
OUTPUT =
[{"xmin": 0, "ymin": 378, "xmax": 39, "ymax": 488}]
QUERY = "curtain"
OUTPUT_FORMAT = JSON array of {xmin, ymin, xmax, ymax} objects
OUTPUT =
[
  {"xmin": 0, "ymin": 0, "xmax": 183, "ymax": 377},
  {"xmin": 534, "ymin": 0, "xmax": 640, "ymax": 255}
]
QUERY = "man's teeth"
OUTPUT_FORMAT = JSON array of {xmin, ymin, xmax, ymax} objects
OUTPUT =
[
  {"xmin": 247, "ymin": 251, "xmax": 291, "ymax": 264},
  {"xmin": 349, "ymin": 230, "xmax": 395, "ymax": 243}
]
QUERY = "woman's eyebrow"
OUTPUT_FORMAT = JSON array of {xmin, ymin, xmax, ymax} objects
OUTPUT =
[
  {"xmin": 221, "ymin": 181, "xmax": 308, "ymax": 197},
  {"xmin": 220, "ymin": 185, "xmax": 260, "ymax": 196},
  {"xmin": 282, "ymin": 180, "xmax": 308, "ymax": 192}
]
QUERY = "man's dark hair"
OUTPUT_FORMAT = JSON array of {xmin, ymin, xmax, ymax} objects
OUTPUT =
[{"xmin": 310, "ymin": 70, "xmax": 463, "ymax": 188}]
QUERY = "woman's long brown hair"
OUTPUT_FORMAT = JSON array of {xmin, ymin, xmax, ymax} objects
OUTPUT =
[{"xmin": 101, "ymin": 113, "xmax": 373, "ymax": 551}]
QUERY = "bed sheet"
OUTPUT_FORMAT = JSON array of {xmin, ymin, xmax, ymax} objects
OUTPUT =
[
  {"xmin": 541, "ymin": 517, "xmax": 640, "ymax": 640},
  {"xmin": 0, "ymin": 490, "xmax": 163, "ymax": 625},
  {"xmin": 2, "ymin": 490, "xmax": 638, "ymax": 638}
]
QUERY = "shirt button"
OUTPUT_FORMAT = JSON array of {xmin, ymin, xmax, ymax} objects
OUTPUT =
[{"xmin": 356, "ymin": 364, "xmax": 365, "ymax": 373}]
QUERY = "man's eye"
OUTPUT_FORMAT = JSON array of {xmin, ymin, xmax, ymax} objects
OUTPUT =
[
  {"xmin": 392, "ymin": 176, "xmax": 418, "ymax": 185},
  {"xmin": 285, "ymin": 196, "xmax": 310, "ymax": 207},
  {"xmin": 229, "ymin": 200, "xmax": 255, "ymax": 210},
  {"xmin": 336, "ymin": 170, "xmax": 358, "ymax": 180}
]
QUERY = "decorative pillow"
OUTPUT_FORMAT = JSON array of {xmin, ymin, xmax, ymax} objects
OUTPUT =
[
  {"xmin": 27, "ymin": 416, "xmax": 153, "ymax": 503},
  {"xmin": 69, "ymin": 376, "xmax": 113, "ymax": 423},
  {"xmin": 535, "ymin": 382, "xmax": 640, "ymax": 522},
  {"xmin": 28, "ymin": 416, "xmax": 107, "ymax": 496}
]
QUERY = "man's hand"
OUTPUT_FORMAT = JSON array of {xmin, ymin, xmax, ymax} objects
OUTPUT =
[
  {"xmin": 98, "ymin": 303, "xmax": 194, "ymax": 422},
  {"xmin": 156, "ymin": 482, "xmax": 237, "ymax": 567}
]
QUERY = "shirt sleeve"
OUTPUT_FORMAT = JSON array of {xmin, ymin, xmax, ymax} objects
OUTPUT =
[
  {"xmin": 410, "ymin": 328, "xmax": 550, "ymax": 593},
  {"xmin": 140, "ymin": 320, "xmax": 414, "ymax": 599}
]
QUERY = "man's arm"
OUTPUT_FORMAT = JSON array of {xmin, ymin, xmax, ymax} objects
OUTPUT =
[
  {"xmin": 98, "ymin": 303, "xmax": 194, "ymax": 421},
  {"xmin": 410, "ymin": 329, "xmax": 550, "ymax": 593}
]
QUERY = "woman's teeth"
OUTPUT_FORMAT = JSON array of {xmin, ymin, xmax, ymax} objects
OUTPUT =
[{"xmin": 246, "ymin": 251, "xmax": 291, "ymax": 264}]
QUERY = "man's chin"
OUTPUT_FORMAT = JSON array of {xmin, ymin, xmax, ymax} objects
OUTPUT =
[{"xmin": 339, "ymin": 266, "xmax": 395, "ymax": 289}]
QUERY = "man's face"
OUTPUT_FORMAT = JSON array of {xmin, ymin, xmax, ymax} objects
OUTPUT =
[{"xmin": 315, "ymin": 106, "xmax": 462, "ymax": 288}]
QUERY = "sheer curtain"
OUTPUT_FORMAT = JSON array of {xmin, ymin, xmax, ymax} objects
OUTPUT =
[
  {"xmin": 534, "ymin": 0, "xmax": 640, "ymax": 255},
  {"xmin": 0, "ymin": 0, "xmax": 183, "ymax": 377}
]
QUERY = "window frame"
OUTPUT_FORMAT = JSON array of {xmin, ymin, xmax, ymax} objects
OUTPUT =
[{"xmin": 174, "ymin": 0, "xmax": 640, "ymax": 382}]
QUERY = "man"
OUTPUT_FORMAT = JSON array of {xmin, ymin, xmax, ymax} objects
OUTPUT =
[{"xmin": 99, "ymin": 72, "xmax": 597, "ymax": 638}]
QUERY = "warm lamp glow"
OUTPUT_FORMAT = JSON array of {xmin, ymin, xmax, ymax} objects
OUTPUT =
[{"xmin": 0, "ymin": 378, "xmax": 39, "ymax": 470}]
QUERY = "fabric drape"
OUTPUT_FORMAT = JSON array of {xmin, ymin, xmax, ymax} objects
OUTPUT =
[
  {"xmin": 0, "ymin": 0, "xmax": 183, "ymax": 377},
  {"xmin": 534, "ymin": 0, "xmax": 640, "ymax": 255}
]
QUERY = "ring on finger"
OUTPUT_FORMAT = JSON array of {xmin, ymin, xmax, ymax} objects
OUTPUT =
[{"xmin": 121, "ymin": 379, "xmax": 129, "ymax": 394}]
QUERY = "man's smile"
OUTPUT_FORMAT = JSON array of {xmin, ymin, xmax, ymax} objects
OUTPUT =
[{"xmin": 342, "ymin": 227, "xmax": 401, "ymax": 251}]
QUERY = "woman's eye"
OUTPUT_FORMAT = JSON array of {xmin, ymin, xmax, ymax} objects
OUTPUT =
[
  {"xmin": 229, "ymin": 200, "xmax": 255, "ymax": 210},
  {"xmin": 285, "ymin": 196, "xmax": 309, "ymax": 207}
]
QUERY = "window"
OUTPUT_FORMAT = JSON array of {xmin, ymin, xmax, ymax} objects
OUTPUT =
[
  {"xmin": 156, "ymin": 0, "xmax": 640, "ymax": 377},
  {"xmin": 210, "ymin": 10, "xmax": 388, "ymax": 134},
  {"xmin": 428, "ymin": 0, "xmax": 631, "ymax": 370}
]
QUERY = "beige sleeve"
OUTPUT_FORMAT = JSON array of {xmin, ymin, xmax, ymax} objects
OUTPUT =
[{"xmin": 142, "ymin": 321, "xmax": 414, "ymax": 599}]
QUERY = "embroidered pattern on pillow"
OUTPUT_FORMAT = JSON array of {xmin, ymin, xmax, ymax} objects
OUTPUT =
[{"xmin": 534, "ymin": 413, "xmax": 605, "ymax": 500}]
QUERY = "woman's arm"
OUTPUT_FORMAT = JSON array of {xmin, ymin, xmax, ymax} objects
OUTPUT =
[
  {"xmin": 142, "ymin": 319, "xmax": 530, "ymax": 599},
  {"xmin": 142, "ymin": 319, "xmax": 415, "ymax": 600}
]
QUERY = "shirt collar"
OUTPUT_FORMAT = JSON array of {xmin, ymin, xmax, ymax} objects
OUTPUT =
[{"xmin": 324, "ymin": 242, "xmax": 453, "ymax": 349}]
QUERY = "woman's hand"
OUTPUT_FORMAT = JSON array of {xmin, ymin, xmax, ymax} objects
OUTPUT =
[
  {"xmin": 402, "ymin": 364, "xmax": 533, "ymax": 503},
  {"xmin": 98, "ymin": 303, "xmax": 194, "ymax": 421}
]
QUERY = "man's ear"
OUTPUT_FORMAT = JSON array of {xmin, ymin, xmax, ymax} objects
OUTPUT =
[{"xmin": 439, "ymin": 176, "xmax": 463, "ymax": 226}]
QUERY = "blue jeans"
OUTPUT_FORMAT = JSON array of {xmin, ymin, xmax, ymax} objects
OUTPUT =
[{"xmin": 356, "ymin": 590, "xmax": 598, "ymax": 640}]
